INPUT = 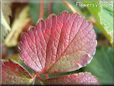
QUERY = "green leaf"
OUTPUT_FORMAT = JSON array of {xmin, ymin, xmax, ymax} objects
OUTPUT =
[
  {"xmin": 82, "ymin": 0, "xmax": 113, "ymax": 45},
  {"xmin": 84, "ymin": 47, "xmax": 114, "ymax": 85},
  {"xmin": 84, "ymin": 0, "xmax": 100, "ymax": 16},
  {"xmin": 98, "ymin": 2, "xmax": 113, "ymax": 44}
]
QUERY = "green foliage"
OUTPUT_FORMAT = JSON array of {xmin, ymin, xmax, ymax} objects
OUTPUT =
[
  {"xmin": 52, "ymin": 0, "xmax": 71, "ymax": 14},
  {"xmin": 29, "ymin": 0, "xmax": 73, "ymax": 24},
  {"xmin": 82, "ymin": 0, "xmax": 113, "ymax": 44},
  {"xmin": 98, "ymin": 2, "xmax": 113, "ymax": 44},
  {"xmin": 84, "ymin": 47, "xmax": 114, "ymax": 85}
]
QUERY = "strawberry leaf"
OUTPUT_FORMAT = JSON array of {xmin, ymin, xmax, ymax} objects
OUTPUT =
[
  {"xmin": 43, "ymin": 72, "xmax": 99, "ymax": 85},
  {"xmin": 19, "ymin": 12, "xmax": 97, "ymax": 74},
  {"xmin": 1, "ymin": 61, "xmax": 34, "ymax": 85}
]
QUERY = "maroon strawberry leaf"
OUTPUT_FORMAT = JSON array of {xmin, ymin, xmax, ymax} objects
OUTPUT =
[
  {"xmin": 18, "ymin": 11, "xmax": 97, "ymax": 74},
  {"xmin": 43, "ymin": 72, "xmax": 99, "ymax": 85},
  {"xmin": 1, "ymin": 61, "xmax": 33, "ymax": 84}
]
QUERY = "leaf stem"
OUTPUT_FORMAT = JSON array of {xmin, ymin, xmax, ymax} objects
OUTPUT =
[{"xmin": 39, "ymin": 0, "xmax": 44, "ymax": 18}]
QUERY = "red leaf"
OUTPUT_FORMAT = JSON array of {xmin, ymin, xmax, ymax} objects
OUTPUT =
[
  {"xmin": 18, "ymin": 11, "xmax": 97, "ymax": 74},
  {"xmin": 1, "ymin": 61, "xmax": 33, "ymax": 84},
  {"xmin": 44, "ymin": 72, "xmax": 99, "ymax": 85}
]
